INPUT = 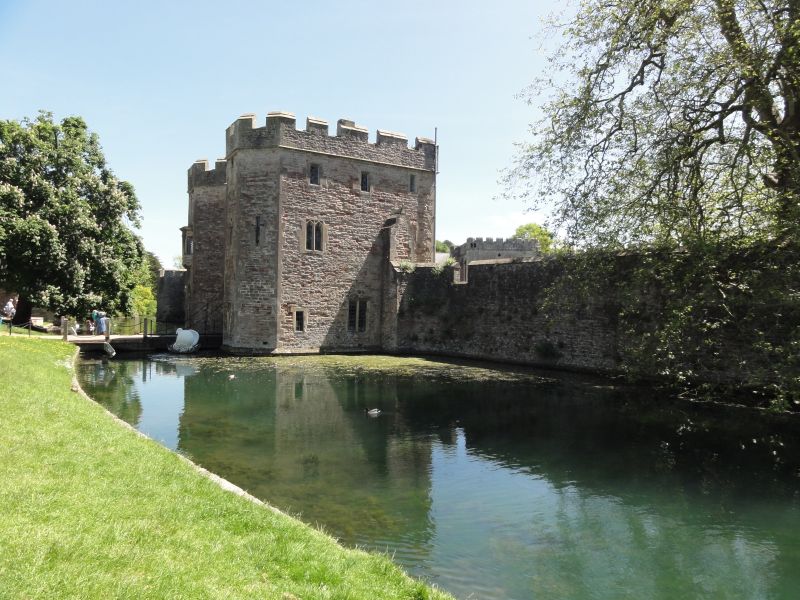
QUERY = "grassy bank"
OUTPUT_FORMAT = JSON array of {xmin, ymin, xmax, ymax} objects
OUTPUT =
[{"xmin": 0, "ymin": 337, "xmax": 451, "ymax": 599}]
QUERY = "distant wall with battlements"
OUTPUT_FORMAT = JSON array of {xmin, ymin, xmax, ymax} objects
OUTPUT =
[{"xmin": 452, "ymin": 237, "xmax": 540, "ymax": 281}]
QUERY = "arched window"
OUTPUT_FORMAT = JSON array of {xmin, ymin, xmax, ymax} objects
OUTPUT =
[{"xmin": 303, "ymin": 220, "xmax": 327, "ymax": 252}]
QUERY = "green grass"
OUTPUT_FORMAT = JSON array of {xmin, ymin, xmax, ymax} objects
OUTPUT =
[
  {"xmin": 0, "ymin": 337, "xmax": 453, "ymax": 599},
  {"xmin": 2, "ymin": 324, "xmax": 50, "ymax": 337}
]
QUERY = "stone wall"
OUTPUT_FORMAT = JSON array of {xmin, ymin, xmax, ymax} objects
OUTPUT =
[
  {"xmin": 452, "ymin": 237, "xmax": 539, "ymax": 281},
  {"xmin": 186, "ymin": 160, "xmax": 226, "ymax": 333},
  {"xmin": 156, "ymin": 269, "xmax": 186, "ymax": 324},
  {"xmin": 390, "ymin": 258, "xmax": 621, "ymax": 373}
]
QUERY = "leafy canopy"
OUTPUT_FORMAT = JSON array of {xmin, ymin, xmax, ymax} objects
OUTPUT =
[
  {"xmin": 0, "ymin": 112, "xmax": 143, "ymax": 316},
  {"xmin": 509, "ymin": 0, "xmax": 800, "ymax": 248},
  {"xmin": 511, "ymin": 223, "xmax": 555, "ymax": 253}
]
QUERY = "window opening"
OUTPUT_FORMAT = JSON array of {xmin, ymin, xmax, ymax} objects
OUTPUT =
[
  {"xmin": 255, "ymin": 216, "xmax": 260, "ymax": 245},
  {"xmin": 295, "ymin": 310, "xmax": 305, "ymax": 332},
  {"xmin": 348, "ymin": 302, "xmax": 357, "ymax": 331},
  {"xmin": 309, "ymin": 164, "xmax": 320, "ymax": 185},
  {"xmin": 360, "ymin": 171, "xmax": 369, "ymax": 192},
  {"xmin": 314, "ymin": 222, "xmax": 323, "ymax": 251},
  {"xmin": 348, "ymin": 300, "xmax": 368, "ymax": 333},
  {"xmin": 409, "ymin": 174, "xmax": 416, "ymax": 192},
  {"xmin": 306, "ymin": 221, "xmax": 314, "ymax": 251},
  {"xmin": 357, "ymin": 300, "xmax": 367, "ymax": 332},
  {"xmin": 305, "ymin": 220, "xmax": 325, "ymax": 252}
]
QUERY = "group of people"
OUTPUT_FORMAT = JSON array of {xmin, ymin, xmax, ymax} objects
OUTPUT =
[{"xmin": 90, "ymin": 309, "xmax": 108, "ymax": 335}]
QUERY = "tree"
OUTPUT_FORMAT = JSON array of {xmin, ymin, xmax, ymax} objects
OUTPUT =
[
  {"xmin": 511, "ymin": 223, "xmax": 555, "ymax": 253},
  {"xmin": 435, "ymin": 240, "xmax": 454, "ymax": 253},
  {"xmin": 0, "ymin": 112, "xmax": 144, "ymax": 321},
  {"xmin": 509, "ymin": 0, "xmax": 800, "ymax": 247}
]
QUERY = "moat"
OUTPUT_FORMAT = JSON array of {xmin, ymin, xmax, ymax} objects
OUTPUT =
[{"xmin": 77, "ymin": 354, "xmax": 800, "ymax": 600}]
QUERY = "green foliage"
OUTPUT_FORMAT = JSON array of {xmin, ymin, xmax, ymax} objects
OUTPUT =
[
  {"xmin": 512, "ymin": 223, "xmax": 555, "ymax": 253},
  {"xmin": 398, "ymin": 260, "xmax": 416, "ymax": 274},
  {"xmin": 510, "ymin": 0, "xmax": 800, "ymax": 247},
  {"xmin": 506, "ymin": 1, "xmax": 800, "ymax": 405},
  {"xmin": 435, "ymin": 240, "xmax": 454, "ymax": 253},
  {"xmin": 0, "ymin": 112, "xmax": 143, "ymax": 316},
  {"xmin": 130, "ymin": 284, "xmax": 156, "ymax": 317}
]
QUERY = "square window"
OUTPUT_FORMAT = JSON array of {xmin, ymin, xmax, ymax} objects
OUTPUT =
[
  {"xmin": 360, "ymin": 171, "xmax": 370, "ymax": 192},
  {"xmin": 295, "ymin": 310, "xmax": 305, "ymax": 332},
  {"xmin": 409, "ymin": 174, "xmax": 416, "ymax": 192},
  {"xmin": 309, "ymin": 164, "xmax": 320, "ymax": 185}
]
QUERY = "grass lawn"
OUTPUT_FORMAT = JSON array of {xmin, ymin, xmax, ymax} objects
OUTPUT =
[{"xmin": 0, "ymin": 337, "xmax": 452, "ymax": 599}]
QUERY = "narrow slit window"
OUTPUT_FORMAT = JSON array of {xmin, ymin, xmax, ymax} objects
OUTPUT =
[
  {"xmin": 255, "ymin": 216, "xmax": 260, "ymax": 245},
  {"xmin": 357, "ymin": 300, "xmax": 367, "ymax": 332},
  {"xmin": 360, "ymin": 171, "xmax": 369, "ymax": 192},
  {"xmin": 409, "ymin": 174, "xmax": 416, "ymax": 192},
  {"xmin": 348, "ymin": 301, "xmax": 357, "ymax": 332},
  {"xmin": 306, "ymin": 221, "xmax": 314, "ymax": 251},
  {"xmin": 295, "ymin": 310, "xmax": 305, "ymax": 332},
  {"xmin": 309, "ymin": 164, "xmax": 320, "ymax": 185},
  {"xmin": 315, "ymin": 222, "xmax": 323, "ymax": 251}
]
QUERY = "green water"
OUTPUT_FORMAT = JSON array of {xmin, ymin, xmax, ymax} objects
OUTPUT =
[{"xmin": 77, "ymin": 354, "xmax": 800, "ymax": 600}]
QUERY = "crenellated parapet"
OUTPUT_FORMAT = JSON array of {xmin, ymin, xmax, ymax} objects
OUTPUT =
[
  {"xmin": 188, "ymin": 158, "xmax": 227, "ymax": 190},
  {"xmin": 225, "ymin": 111, "xmax": 436, "ymax": 171},
  {"xmin": 460, "ymin": 237, "xmax": 539, "ymax": 252}
]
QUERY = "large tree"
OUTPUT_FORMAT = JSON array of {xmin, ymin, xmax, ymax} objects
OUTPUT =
[
  {"xmin": 0, "ymin": 112, "xmax": 144, "ymax": 321},
  {"xmin": 509, "ymin": 0, "xmax": 800, "ymax": 247}
]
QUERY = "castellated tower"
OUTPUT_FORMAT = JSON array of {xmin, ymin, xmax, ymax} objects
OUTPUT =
[
  {"xmin": 183, "ymin": 159, "xmax": 226, "ymax": 333},
  {"xmin": 186, "ymin": 111, "xmax": 436, "ymax": 353}
]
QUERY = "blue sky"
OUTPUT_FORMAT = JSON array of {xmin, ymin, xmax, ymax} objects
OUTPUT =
[{"xmin": 0, "ymin": 0, "xmax": 556, "ymax": 265}]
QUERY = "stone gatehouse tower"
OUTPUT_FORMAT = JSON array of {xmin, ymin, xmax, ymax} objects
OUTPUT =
[{"xmin": 183, "ymin": 111, "xmax": 436, "ymax": 353}]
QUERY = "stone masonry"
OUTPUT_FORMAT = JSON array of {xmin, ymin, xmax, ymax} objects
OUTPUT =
[
  {"xmin": 183, "ymin": 111, "xmax": 436, "ymax": 353},
  {"xmin": 452, "ymin": 237, "xmax": 539, "ymax": 281},
  {"xmin": 184, "ymin": 159, "xmax": 226, "ymax": 333}
]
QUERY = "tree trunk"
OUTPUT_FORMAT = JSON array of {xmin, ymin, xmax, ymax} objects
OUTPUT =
[{"xmin": 12, "ymin": 296, "xmax": 32, "ymax": 325}]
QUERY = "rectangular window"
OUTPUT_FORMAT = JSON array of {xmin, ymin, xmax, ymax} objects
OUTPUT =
[
  {"xmin": 295, "ymin": 310, "xmax": 305, "ymax": 332},
  {"xmin": 409, "ymin": 174, "xmax": 416, "ymax": 192},
  {"xmin": 360, "ymin": 171, "xmax": 370, "ymax": 192},
  {"xmin": 357, "ymin": 300, "xmax": 367, "ymax": 332},
  {"xmin": 255, "ymin": 216, "xmax": 260, "ymax": 245},
  {"xmin": 348, "ymin": 300, "xmax": 367, "ymax": 333},
  {"xmin": 306, "ymin": 221, "xmax": 314, "ymax": 251},
  {"xmin": 348, "ymin": 301, "xmax": 357, "ymax": 332},
  {"xmin": 309, "ymin": 164, "xmax": 320, "ymax": 185}
]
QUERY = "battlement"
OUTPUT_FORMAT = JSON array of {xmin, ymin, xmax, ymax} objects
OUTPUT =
[
  {"xmin": 459, "ymin": 237, "xmax": 539, "ymax": 252},
  {"xmin": 225, "ymin": 111, "xmax": 436, "ymax": 170},
  {"xmin": 188, "ymin": 158, "xmax": 227, "ymax": 189}
]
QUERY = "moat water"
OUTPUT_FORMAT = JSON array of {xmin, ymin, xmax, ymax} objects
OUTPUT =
[{"xmin": 77, "ymin": 354, "xmax": 800, "ymax": 600}]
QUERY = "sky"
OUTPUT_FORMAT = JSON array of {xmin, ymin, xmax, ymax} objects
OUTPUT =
[{"xmin": 0, "ymin": 0, "xmax": 558, "ymax": 266}]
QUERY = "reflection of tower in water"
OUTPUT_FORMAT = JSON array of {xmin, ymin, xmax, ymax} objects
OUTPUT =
[{"xmin": 176, "ymin": 364, "xmax": 435, "ymax": 557}]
